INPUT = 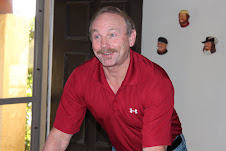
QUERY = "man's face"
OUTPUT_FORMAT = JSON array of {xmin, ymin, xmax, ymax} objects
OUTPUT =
[
  {"xmin": 179, "ymin": 13, "xmax": 189, "ymax": 25},
  {"xmin": 90, "ymin": 13, "xmax": 136, "ymax": 68},
  {"xmin": 204, "ymin": 41, "xmax": 212, "ymax": 50},
  {"xmin": 157, "ymin": 42, "xmax": 167, "ymax": 53}
]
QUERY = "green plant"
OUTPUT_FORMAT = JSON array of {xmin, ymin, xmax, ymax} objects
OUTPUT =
[
  {"xmin": 25, "ymin": 16, "xmax": 35, "ymax": 151},
  {"xmin": 26, "ymin": 68, "xmax": 33, "ymax": 97},
  {"xmin": 29, "ymin": 18, "xmax": 35, "ymax": 43},
  {"xmin": 25, "ymin": 102, "xmax": 32, "ymax": 151},
  {"xmin": 25, "ymin": 68, "xmax": 33, "ymax": 151}
]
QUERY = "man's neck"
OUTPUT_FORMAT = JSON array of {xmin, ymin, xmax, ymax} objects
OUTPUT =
[
  {"xmin": 181, "ymin": 21, "xmax": 189, "ymax": 27},
  {"xmin": 203, "ymin": 49, "xmax": 211, "ymax": 55},
  {"xmin": 103, "ymin": 58, "xmax": 130, "ymax": 94}
]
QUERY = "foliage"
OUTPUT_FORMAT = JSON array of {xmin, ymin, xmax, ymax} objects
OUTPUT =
[
  {"xmin": 25, "ymin": 68, "xmax": 33, "ymax": 151},
  {"xmin": 25, "ymin": 102, "xmax": 32, "ymax": 151},
  {"xmin": 27, "ymin": 68, "xmax": 33, "ymax": 97},
  {"xmin": 25, "ymin": 15, "xmax": 35, "ymax": 151},
  {"xmin": 29, "ymin": 18, "xmax": 35, "ymax": 43}
]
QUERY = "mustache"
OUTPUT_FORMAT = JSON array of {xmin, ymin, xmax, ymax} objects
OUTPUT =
[{"xmin": 96, "ymin": 48, "xmax": 118, "ymax": 55}]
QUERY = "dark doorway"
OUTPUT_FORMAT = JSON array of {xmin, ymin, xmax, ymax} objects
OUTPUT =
[{"xmin": 51, "ymin": 0, "xmax": 143, "ymax": 150}]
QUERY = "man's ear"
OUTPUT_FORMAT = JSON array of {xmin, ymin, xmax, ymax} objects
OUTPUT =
[{"xmin": 129, "ymin": 29, "xmax": 136, "ymax": 47}]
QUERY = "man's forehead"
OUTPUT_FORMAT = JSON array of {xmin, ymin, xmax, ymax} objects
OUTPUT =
[
  {"xmin": 91, "ymin": 13, "xmax": 126, "ymax": 33},
  {"xmin": 93, "ymin": 13, "xmax": 125, "ymax": 26},
  {"xmin": 205, "ymin": 41, "xmax": 212, "ymax": 44},
  {"xmin": 92, "ymin": 27, "xmax": 120, "ymax": 33},
  {"xmin": 179, "ymin": 13, "xmax": 187, "ymax": 16},
  {"xmin": 158, "ymin": 41, "xmax": 167, "ymax": 45}
]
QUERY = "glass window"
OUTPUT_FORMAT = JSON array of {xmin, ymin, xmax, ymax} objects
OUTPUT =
[
  {"xmin": 0, "ymin": 103, "xmax": 32, "ymax": 151},
  {"xmin": 0, "ymin": 0, "xmax": 36, "ymax": 98}
]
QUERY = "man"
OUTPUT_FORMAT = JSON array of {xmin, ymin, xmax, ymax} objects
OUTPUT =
[
  {"xmin": 157, "ymin": 37, "xmax": 168, "ymax": 55},
  {"xmin": 179, "ymin": 10, "xmax": 190, "ymax": 28},
  {"xmin": 202, "ymin": 36, "xmax": 217, "ymax": 55},
  {"xmin": 43, "ymin": 6, "xmax": 187, "ymax": 151}
]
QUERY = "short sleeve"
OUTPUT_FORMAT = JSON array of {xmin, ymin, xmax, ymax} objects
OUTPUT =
[
  {"xmin": 142, "ymin": 78, "xmax": 174, "ymax": 147},
  {"xmin": 53, "ymin": 71, "xmax": 87, "ymax": 134}
]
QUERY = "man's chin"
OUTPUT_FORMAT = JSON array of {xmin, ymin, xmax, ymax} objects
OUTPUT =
[
  {"xmin": 102, "ymin": 63, "xmax": 116, "ymax": 68},
  {"xmin": 180, "ymin": 21, "xmax": 187, "ymax": 25},
  {"xmin": 99, "ymin": 60, "xmax": 116, "ymax": 68}
]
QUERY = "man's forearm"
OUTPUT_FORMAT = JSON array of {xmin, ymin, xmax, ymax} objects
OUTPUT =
[
  {"xmin": 143, "ymin": 145, "xmax": 167, "ymax": 151},
  {"xmin": 42, "ymin": 127, "xmax": 72, "ymax": 151}
]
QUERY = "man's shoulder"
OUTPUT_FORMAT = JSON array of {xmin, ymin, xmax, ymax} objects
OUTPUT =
[
  {"xmin": 67, "ymin": 57, "xmax": 98, "ymax": 83},
  {"xmin": 73, "ymin": 57, "xmax": 98, "ymax": 73},
  {"xmin": 133, "ymin": 51, "xmax": 167, "ymax": 75},
  {"xmin": 132, "ymin": 51, "xmax": 170, "ymax": 82}
]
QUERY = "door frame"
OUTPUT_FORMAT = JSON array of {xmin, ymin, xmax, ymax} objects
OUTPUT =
[{"xmin": 0, "ymin": 0, "xmax": 46, "ymax": 150}]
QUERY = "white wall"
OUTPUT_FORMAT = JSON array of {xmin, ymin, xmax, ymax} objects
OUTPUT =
[{"xmin": 142, "ymin": 0, "xmax": 226, "ymax": 150}]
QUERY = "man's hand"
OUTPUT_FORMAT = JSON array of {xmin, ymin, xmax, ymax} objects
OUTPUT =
[
  {"xmin": 143, "ymin": 146, "xmax": 167, "ymax": 151},
  {"xmin": 42, "ymin": 127, "xmax": 72, "ymax": 151}
]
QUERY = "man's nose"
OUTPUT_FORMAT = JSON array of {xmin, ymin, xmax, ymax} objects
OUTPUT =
[{"xmin": 101, "ymin": 37, "xmax": 108, "ymax": 48}]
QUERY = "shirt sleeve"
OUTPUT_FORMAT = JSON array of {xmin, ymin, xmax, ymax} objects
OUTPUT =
[
  {"xmin": 142, "ymin": 78, "xmax": 174, "ymax": 147},
  {"xmin": 53, "ymin": 71, "xmax": 87, "ymax": 134}
]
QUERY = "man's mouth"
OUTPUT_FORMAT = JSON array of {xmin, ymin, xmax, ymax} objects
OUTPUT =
[
  {"xmin": 97, "ymin": 49, "xmax": 118, "ymax": 55},
  {"xmin": 103, "ymin": 52, "xmax": 114, "ymax": 55}
]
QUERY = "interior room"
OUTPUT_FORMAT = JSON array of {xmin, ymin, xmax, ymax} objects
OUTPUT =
[{"xmin": 0, "ymin": 0, "xmax": 225, "ymax": 151}]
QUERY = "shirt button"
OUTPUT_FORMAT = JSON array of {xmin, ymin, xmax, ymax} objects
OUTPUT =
[{"xmin": 113, "ymin": 100, "xmax": 118, "ymax": 110}]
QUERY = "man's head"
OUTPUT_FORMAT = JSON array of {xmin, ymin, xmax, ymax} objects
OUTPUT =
[
  {"xmin": 89, "ymin": 6, "xmax": 136, "ymax": 40},
  {"xmin": 89, "ymin": 6, "xmax": 136, "ymax": 68},
  {"xmin": 202, "ymin": 36, "xmax": 217, "ymax": 54},
  {"xmin": 179, "ymin": 10, "xmax": 190, "ymax": 27},
  {"xmin": 157, "ymin": 37, "xmax": 168, "ymax": 55}
]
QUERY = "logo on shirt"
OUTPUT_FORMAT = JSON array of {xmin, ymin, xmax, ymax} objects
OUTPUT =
[{"xmin": 129, "ymin": 108, "xmax": 138, "ymax": 114}]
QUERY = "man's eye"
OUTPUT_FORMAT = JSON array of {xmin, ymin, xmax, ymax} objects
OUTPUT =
[
  {"xmin": 94, "ymin": 35, "xmax": 100, "ymax": 39},
  {"xmin": 110, "ymin": 34, "xmax": 116, "ymax": 37}
]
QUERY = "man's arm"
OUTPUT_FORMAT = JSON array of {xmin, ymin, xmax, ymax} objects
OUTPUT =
[
  {"xmin": 143, "ymin": 146, "xmax": 167, "ymax": 151},
  {"xmin": 42, "ymin": 127, "xmax": 73, "ymax": 151}
]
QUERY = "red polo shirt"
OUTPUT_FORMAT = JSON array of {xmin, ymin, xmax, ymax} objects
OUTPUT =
[{"xmin": 54, "ymin": 50, "xmax": 182, "ymax": 150}]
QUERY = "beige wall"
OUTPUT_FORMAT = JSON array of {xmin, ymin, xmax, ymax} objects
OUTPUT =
[
  {"xmin": 1, "ymin": 104, "xmax": 27, "ymax": 151},
  {"xmin": 0, "ymin": 15, "xmax": 6, "ymax": 97},
  {"xmin": 0, "ymin": 14, "xmax": 29, "ymax": 98},
  {"xmin": 0, "ymin": 14, "xmax": 29, "ymax": 151}
]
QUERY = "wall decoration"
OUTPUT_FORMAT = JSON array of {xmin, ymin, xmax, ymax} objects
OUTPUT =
[
  {"xmin": 179, "ymin": 10, "xmax": 190, "ymax": 28},
  {"xmin": 157, "ymin": 37, "xmax": 168, "ymax": 55},
  {"xmin": 202, "ymin": 36, "xmax": 218, "ymax": 55}
]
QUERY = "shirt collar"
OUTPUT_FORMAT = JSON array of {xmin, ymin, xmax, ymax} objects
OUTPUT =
[
  {"xmin": 92, "ymin": 49, "xmax": 138, "ymax": 86},
  {"xmin": 203, "ymin": 50, "xmax": 211, "ymax": 55},
  {"xmin": 181, "ymin": 21, "xmax": 190, "ymax": 28}
]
